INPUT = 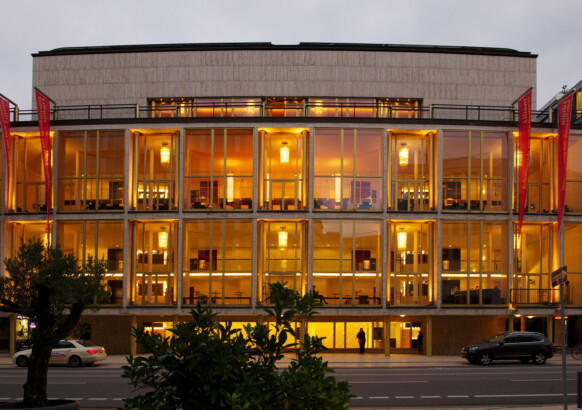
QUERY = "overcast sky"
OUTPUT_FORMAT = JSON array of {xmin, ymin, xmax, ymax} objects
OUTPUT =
[{"xmin": 1, "ymin": 0, "xmax": 580, "ymax": 110}]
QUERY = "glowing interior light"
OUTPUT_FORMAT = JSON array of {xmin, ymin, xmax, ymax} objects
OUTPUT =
[
  {"xmin": 514, "ymin": 149, "xmax": 522, "ymax": 167},
  {"xmin": 278, "ymin": 227, "xmax": 288, "ymax": 250},
  {"xmin": 227, "ymin": 174, "xmax": 234, "ymax": 202},
  {"xmin": 158, "ymin": 228, "xmax": 168, "ymax": 249},
  {"xmin": 397, "ymin": 228, "xmax": 407, "ymax": 250},
  {"xmin": 280, "ymin": 142, "xmax": 289, "ymax": 164},
  {"xmin": 399, "ymin": 144, "xmax": 409, "ymax": 166},
  {"xmin": 363, "ymin": 259, "xmax": 371, "ymax": 270},
  {"xmin": 514, "ymin": 233, "xmax": 521, "ymax": 250},
  {"xmin": 160, "ymin": 143, "xmax": 170, "ymax": 164},
  {"xmin": 335, "ymin": 174, "xmax": 341, "ymax": 202}
]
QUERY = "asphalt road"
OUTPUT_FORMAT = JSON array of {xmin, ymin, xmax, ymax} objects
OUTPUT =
[
  {"xmin": 336, "ymin": 364, "xmax": 582, "ymax": 408},
  {"xmin": 1, "ymin": 362, "xmax": 582, "ymax": 408}
]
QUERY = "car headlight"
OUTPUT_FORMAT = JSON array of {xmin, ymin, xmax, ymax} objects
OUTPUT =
[{"xmin": 469, "ymin": 346, "xmax": 478, "ymax": 351}]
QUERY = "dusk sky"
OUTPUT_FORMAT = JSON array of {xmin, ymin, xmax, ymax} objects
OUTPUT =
[{"xmin": 1, "ymin": 0, "xmax": 580, "ymax": 110}]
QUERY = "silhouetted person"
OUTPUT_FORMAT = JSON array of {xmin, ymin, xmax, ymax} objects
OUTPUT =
[
  {"xmin": 312, "ymin": 285, "xmax": 327, "ymax": 304},
  {"xmin": 357, "ymin": 328, "xmax": 366, "ymax": 353},
  {"xmin": 417, "ymin": 330, "xmax": 424, "ymax": 354}
]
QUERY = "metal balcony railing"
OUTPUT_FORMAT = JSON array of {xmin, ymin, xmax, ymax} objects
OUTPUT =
[
  {"xmin": 510, "ymin": 288, "xmax": 560, "ymax": 305},
  {"xmin": 5, "ymin": 101, "xmax": 581, "ymax": 125}
]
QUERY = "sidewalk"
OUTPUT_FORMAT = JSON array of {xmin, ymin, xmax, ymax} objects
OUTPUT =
[{"xmin": 1, "ymin": 351, "xmax": 580, "ymax": 368}]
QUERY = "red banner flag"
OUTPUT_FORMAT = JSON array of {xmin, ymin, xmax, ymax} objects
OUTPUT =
[
  {"xmin": 517, "ymin": 90, "xmax": 532, "ymax": 235},
  {"xmin": 557, "ymin": 93, "xmax": 573, "ymax": 233},
  {"xmin": 0, "ymin": 97, "xmax": 11, "ymax": 207},
  {"xmin": 35, "ymin": 90, "xmax": 52, "ymax": 229}
]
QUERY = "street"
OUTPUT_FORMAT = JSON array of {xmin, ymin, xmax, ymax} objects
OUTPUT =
[{"xmin": 1, "ymin": 360, "xmax": 582, "ymax": 408}]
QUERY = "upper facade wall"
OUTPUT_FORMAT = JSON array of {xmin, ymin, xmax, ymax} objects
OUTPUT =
[{"xmin": 32, "ymin": 47, "xmax": 537, "ymax": 108}]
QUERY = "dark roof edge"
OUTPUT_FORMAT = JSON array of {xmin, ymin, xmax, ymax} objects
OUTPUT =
[{"xmin": 32, "ymin": 42, "xmax": 537, "ymax": 58}]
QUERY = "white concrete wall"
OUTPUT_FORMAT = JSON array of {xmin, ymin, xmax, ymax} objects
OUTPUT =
[{"xmin": 32, "ymin": 48, "xmax": 536, "ymax": 108}]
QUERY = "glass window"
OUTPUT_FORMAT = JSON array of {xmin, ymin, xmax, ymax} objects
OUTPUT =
[
  {"xmin": 259, "ymin": 221, "xmax": 306, "ymax": 303},
  {"xmin": 514, "ymin": 135, "xmax": 552, "ymax": 214},
  {"xmin": 314, "ymin": 128, "xmax": 382, "ymax": 210},
  {"xmin": 389, "ymin": 222, "xmax": 433, "ymax": 306},
  {"xmin": 13, "ymin": 134, "xmax": 53, "ymax": 213},
  {"xmin": 378, "ymin": 99, "xmax": 422, "ymax": 119},
  {"xmin": 266, "ymin": 98, "xmax": 304, "ymax": 117},
  {"xmin": 443, "ymin": 131, "xmax": 507, "ymax": 212},
  {"xmin": 184, "ymin": 129, "xmax": 253, "ymax": 210},
  {"xmin": 390, "ymin": 132, "xmax": 433, "ymax": 211},
  {"xmin": 183, "ymin": 220, "xmax": 252, "ymax": 306},
  {"xmin": 131, "ymin": 221, "xmax": 176, "ymax": 305},
  {"xmin": 309, "ymin": 98, "xmax": 375, "ymax": 118},
  {"xmin": 564, "ymin": 223, "xmax": 582, "ymax": 305},
  {"xmin": 312, "ymin": 220, "xmax": 381, "ymax": 306},
  {"xmin": 4, "ymin": 222, "xmax": 52, "ymax": 261},
  {"xmin": 57, "ymin": 220, "xmax": 124, "ymax": 305},
  {"xmin": 442, "ymin": 221, "xmax": 507, "ymax": 305},
  {"xmin": 566, "ymin": 134, "xmax": 582, "ymax": 213},
  {"xmin": 513, "ymin": 224, "xmax": 553, "ymax": 305},
  {"xmin": 59, "ymin": 130, "xmax": 124, "ymax": 212},
  {"xmin": 260, "ymin": 129, "xmax": 307, "ymax": 210},
  {"xmin": 133, "ymin": 130, "xmax": 177, "ymax": 211}
]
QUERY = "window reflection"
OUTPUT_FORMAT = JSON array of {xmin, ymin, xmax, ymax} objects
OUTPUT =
[
  {"xmin": 260, "ymin": 129, "xmax": 306, "ymax": 210},
  {"xmin": 390, "ymin": 132, "xmax": 433, "ymax": 211},
  {"xmin": 312, "ymin": 220, "xmax": 381, "ymax": 305},
  {"xmin": 184, "ymin": 129, "xmax": 253, "ymax": 210},
  {"xmin": 314, "ymin": 129, "xmax": 382, "ymax": 210},
  {"xmin": 442, "ymin": 221, "xmax": 507, "ymax": 305},
  {"xmin": 389, "ymin": 222, "xmax": 433, "ymax": 305}
]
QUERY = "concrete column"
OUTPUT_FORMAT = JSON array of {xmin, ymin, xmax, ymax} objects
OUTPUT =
[
  {"xmin": 130, "ymin": 315, "xmax": 137, "ymax": 356},
  {"xmin": 384, "ymin": 315, "xmax": 391, "ymax": 356},
  {"xmin": 9, "ymin": 314, "xmax": 17, "ymax": 357},
  {"xmin": 426, "ymin": 315, "xmax": 432, "ymax": 356}
]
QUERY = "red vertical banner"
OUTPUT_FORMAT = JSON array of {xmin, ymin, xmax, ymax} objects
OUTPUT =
[
  {"xmin": 0, "ymin": 97, "xmax": 11, "ymax": 207},
  {"xmin": 35, "ymin": 90, "xmax": 52, "ymax": 231},
  {"xmin": 517, "ymin": 90, "xmax": 532, "ymax": 235},
  {"xmin": 557, "ymin": 93, "xmax": 573, "ymax": 233}
]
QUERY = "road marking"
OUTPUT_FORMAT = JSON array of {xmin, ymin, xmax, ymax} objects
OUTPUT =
[
  {"xmin": 369, "ymin": 396, "xmax": 390, "ymax": 399},
  {"xmin": 352, "ymin": 397, "xmax": 363, "ymax": 399},
  {"xmin": 474, "ymin": 393, "xmax": 576, "ymax": 398},
  {"xmin": 420, "ymin": 395, "xmax": 441, "ymax": 399},
  {"xmin": 349, "ymin": 380, "xmax": 428, "ymax": 384},
  {"xmin": 65, "ymin": 398, "xmax": 84, "ymax": 400},
  {"xmin": 395, "ymin": 396, "xmax": 414, "ymax": 399},
  {"xmin": 512, "ymin": 378, "xmax": 569, "ymax": 382},
  {"xmin": 447, "ymin": 395, "xmax": 469, "ymax": 398},
  {"xmin": 88, "ymin": 398, "xmax": 107, "ymax": 400}
]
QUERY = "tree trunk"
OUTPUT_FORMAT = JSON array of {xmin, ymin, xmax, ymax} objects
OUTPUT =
[{"xmin": 23, "ymin": 342, "xmax": 53, "ymax": 407}]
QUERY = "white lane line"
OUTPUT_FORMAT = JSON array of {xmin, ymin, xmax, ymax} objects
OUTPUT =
[
  {"xmin": 474, "ymin": 393, "xmax": 576, "ymax": 398},
  {"xmin": 65, "ymin": 398, "xmax": 84, "ymax": 400},
  {"xmin": 369, "ymin": 396, "xmax": 390, "ymax": 399},
  {"xmin": 352, "ymin": 397, "xmax": 363, "ymax": 399},
  {"xmin": 87, "ymin": 398, "xmax": 107, "ymax": 401},
  {"xmin": 0, "ymin": 398, "xmax": 10, "ymax": 400},
  {"xmin": 349, "ymin": 380, "xmax": 428, "ymax": 384},
  {"xmin": 420, "ymin": 395, "xmax": 441, "ymax": 399},
  {"xmin": 512, "ymin": 378, "xmax": 567, "ymax": 381},
  {"xmin": 448, "ymin": 395, "xmax": 469, "ymax": 398},
  {"xmin": 395, "ymin": 396, "xmax": 414, "ymax": 399}
]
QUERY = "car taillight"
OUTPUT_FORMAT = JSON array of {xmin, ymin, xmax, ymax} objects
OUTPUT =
[{"xmin": 87, "ymin": 349, "xmax": 99, "ymax": 354}]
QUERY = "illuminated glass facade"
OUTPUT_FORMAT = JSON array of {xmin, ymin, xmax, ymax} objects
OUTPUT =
[{"xmin": 1, "ymin": 42, "xmax": 581, "ymax": 356}]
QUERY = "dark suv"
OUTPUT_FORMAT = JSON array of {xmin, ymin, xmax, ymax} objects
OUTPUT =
[{"xmin": 461, "ymin": 331, "xmax": 554, "ymax": 365}]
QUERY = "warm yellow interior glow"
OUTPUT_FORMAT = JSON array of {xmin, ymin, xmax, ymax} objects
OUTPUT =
[
  {"xmin": 278, "ymin": 227, "xmax": 288, "ymax": 249},
  {"xmin": 280, "ymin": 142, "xmax": 289, "ymax": 164},
  {"xmin": 397, "ymin": 229, "xmax": 407, "ymax": 250},
  {"xmin": 227, "ymin": 174, "xmax": 234, "ymax": 202},
  {"xmin": 514, "ymin": 233, "xmax": 521, "ymax": 250},
  {"xmin": 335, "ymin": 174, "xmax": 341, "ymax": 202},
  {"xmin": 158, "ymin": 228, "xmax": 168, "ymax": 248},
  {"xmin": 160, "ymin": 143, "xmax": 170, "ymax": 164},
  {"xmin": 399, "ymin": 144, "xmax": 409, "ymax": 166}
]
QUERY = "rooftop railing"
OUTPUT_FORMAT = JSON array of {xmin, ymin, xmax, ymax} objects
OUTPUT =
[{"xmin": 6, "ymin": 101, "xmax": 581, "ymax": 126}]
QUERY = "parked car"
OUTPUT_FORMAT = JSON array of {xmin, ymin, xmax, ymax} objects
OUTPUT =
[
  {"xmin": 13, "ymin": 339, "xmax": 107, "ymax": 368},
  {"xmin": 461, "ymin": 331, "xmax": 554, "ymax": 365}
]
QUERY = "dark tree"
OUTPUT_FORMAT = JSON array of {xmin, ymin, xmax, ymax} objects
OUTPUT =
[{"xmin": 0, "ymin": 239, "xmax": 107, "ymax": 408}]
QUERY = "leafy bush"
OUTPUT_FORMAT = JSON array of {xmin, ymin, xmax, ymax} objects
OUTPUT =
[{"xmin": 122, "ymin": 283, "xmax": 353, "ymax": 409}]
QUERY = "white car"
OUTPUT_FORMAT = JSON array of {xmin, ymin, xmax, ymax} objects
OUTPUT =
[{"xmin": 13, "ymin": 339, "xmax": 107, "ymax": 368}]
